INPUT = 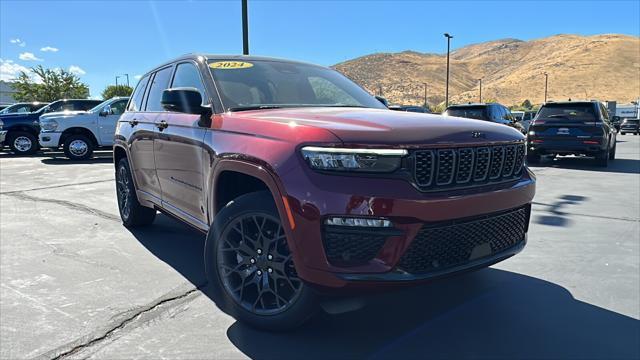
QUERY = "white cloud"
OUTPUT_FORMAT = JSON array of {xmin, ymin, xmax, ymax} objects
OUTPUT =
[
  {"xmin": 40, "ymin": 46, "xmax": 59, "ymax": 52},
  {"xmin": 10, "ymin": 38, "xmax": 26, "ymax": 47},
  {"xmin": 68, "ymin": 65, "xmax": 86, "ymax": 76},
  {"xmin": 19, "ymin": 52, "xmax": 43, "ymax": 61},
  {"xmin": 134, "ymin": 74, "xmax": 142, "ymax": 80},
  {"xmin": 0, "ymin": 59, "xmax": 33, "ymax": 82}
]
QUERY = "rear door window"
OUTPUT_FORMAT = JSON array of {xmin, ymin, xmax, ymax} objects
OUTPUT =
[{"xmin": 128, "ymin": 75, "xmax": 150, "ymax": 112}]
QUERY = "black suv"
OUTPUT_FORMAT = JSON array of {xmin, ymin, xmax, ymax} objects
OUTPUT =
[
  {"xmin": 0, "ymin": 99, "xmax": 101, "ymax": 155},
  {"xmin": 527, "ymin": 101, "xmax": 617, "ymax": 166},
  {"xmin": 620, "ymin": 118, "xmax": 639, "ymax": 135},
  {"xmin": 444, "ymin": 103, "xmax": 526, "ymax": 134}
]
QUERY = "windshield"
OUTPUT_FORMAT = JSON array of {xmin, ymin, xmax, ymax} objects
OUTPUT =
[
  {"xmin": 208, "ymin": 60, "xmax": 386, "ymax": 111},
  {"xmin": 443, "ymin": 106, "xmax": 488, "ymax": 120},
  {"xmin": 537, "ymin": 104, "xmax": 597, "ymax": 122}
]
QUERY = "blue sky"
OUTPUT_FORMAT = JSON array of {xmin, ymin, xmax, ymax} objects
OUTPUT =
[{"xmin": 1, "ymin": 0, "xmax": 639, "ymax": 98}]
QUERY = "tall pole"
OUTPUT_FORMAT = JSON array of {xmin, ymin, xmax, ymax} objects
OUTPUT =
[
  {"xmin": 242, "ymin": 0, "xmax": 249, "ymax": 55},
  {"xmin": 444, "ymin": 33, "xmax": 453, "ymax": 107},
  {"xmin": 423, "ymin": 82, "xmax": 428, "ymax": 108},
  {"xmin": 378, "ymin": 84, "xmax": 383, "ymax": 96},
  {"xmin": 124, "ymin": 74, "xmax": 130, "ymax": 87},
  {"xmin": 478, "ymin": 78, "xmax": 482, "ymax": 103},
  {"xmin": 544, "ymin": 72, "xmax": 548, "ymax": 103},
  {"xmin": 115, "ymin": 76, "xmax": 119, "ymax": 87}
]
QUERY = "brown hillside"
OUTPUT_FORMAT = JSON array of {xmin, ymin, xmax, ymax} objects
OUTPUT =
[{"xmin": 333, "ymin": 34, "xmax": 640, "ymax": 107}]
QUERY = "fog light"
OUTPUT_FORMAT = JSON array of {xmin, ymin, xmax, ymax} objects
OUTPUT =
[{"xmin": 325, "ymin": 216, "xmax": 392, "ymax": 227}]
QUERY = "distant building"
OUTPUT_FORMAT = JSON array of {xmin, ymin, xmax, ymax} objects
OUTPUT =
[{"xmin": 0, "ymin": 81, "xmax": 17, "ymax": 105}]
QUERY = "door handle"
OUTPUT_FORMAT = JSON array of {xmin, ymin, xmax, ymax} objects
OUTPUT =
[
  {"xmin": 128, "ymin": 119, "xmax": 139, "ymax": 126},
  {"xmin": 155, "ymin": 120, "xmax": 168, "ymax": 131}
]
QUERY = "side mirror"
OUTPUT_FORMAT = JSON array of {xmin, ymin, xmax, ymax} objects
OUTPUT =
[
  {"xmin": 161, "ymin": 87, "xmax": 206, "ymax": 114},
  {"xmin": 375, "ymin": 95, "xmax": 389, "ymax": 107},
  {"xmin": 99, "ymin": 105, "xmax": 112, "ymax": 117}
]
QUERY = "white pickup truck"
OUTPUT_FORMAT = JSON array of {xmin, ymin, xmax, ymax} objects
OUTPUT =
[{"xmin": 39, "ymin": 97, "xmax": 129, "ymax": 160}]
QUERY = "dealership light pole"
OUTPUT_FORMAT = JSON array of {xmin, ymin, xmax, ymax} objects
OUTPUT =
[
  {"xmin": 544, "ymin": 72, "xmax": 548, "ymax": 103},
  {"xmin": 115, "ymin": 76, "xmax": 120, "ymax": 87},
  {"xmin": 444, "ymin": 33, "xmax": 453, "ymax": 107},
  {"xmin": 123, "ymin": 74, "xmax": 130, "ymax": 87},
  {"xmin": 478, "ymin": 78, "xmax": 482, "ymax": 103},
  {"xmin": 242, "ymin": 0, "xmax": 249, "ymax": 55}
]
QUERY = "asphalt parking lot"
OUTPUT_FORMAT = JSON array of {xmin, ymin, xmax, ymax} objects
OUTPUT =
[{"xmin": 1, "ymin": 137, "xmax": 639, "ymax": 359}]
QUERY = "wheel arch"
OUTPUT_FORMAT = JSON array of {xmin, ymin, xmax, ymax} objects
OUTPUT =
[{"xmin": 60, "ymin": 127, "xmax": 99, "ymax": 147}]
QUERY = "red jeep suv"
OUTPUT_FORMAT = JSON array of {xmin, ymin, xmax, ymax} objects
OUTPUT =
[{"xmin": 114, "ymin": 55, "xmax": 535, "ymax": 330}]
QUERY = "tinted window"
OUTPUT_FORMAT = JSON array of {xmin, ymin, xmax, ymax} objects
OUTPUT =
[
  {"xmin": 537, "ymin": 103, "xmax": 597, "ymax": 122},
  {"xmin": 128, "ymin": 75, "xmax": 150, "ymax": 112},
  {"xmin": 444, "ymin": 106, "xmax": 488, "ymax": 120},
  {"xmin": 145, "ymin": 67, "xmax": 173, "ymax": 112},
  {"xmin": 110, "ymin": 100, "xmax": 128, "ymax": 115},
  {"xmin": 73, "ymin": 101, "xmax": 101, "ymax": 111},
  {"xmin": 209, "ymin": 60, "xmax": 385, "ymax": 110},
  {"xmin": 171, "ymin": 62, "xmax": 206, "ymax": 99}
]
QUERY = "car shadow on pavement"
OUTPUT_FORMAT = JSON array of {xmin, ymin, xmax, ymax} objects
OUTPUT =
[
  {"xmin": 533, "ymin": 194, "xmax": 588, "ymax": 227},
  {"xmin": 530, "ymin": 157, "xmax": 640, "ymax": 174},
  {"xmin": 40, "ymin": 157, "xmax": 114, "ymax": 165},
  {"xmin": 129, "ymin": 214, "xmax": 639, "ymax": 359}
]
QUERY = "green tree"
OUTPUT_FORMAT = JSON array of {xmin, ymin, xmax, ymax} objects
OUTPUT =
[
  {"xmin": 101, "ymin": 85, "xmax": 133, "ymax": 100},
  {"xmin": 521, "ymin": 99, "xmax": 533, "ymax": 109},
  {"xmin": 12, "ymin": 65, "xmax": 89, "ymax": 102}
]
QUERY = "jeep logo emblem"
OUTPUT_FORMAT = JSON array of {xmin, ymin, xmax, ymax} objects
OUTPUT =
[{"xmin": 471, "ymin": 131, "xmax": 485, "ymax": 138}]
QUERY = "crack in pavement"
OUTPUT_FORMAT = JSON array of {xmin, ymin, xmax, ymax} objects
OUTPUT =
[
  {"xmin": 2, "ymin": 192, "xmax": 120, "ymax": 222},
  {"xmin": 34, "ymin": 283, "xmax": 205, "ymax": 360},
  {"xmin": 0, "ymin": 179, "xmax": 114, "ymax": 195}
]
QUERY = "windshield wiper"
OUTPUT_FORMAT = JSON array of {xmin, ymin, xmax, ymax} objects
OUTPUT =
[{"xmin": 227, "ymin": 105, "xmax": 285, "ymax": 112}]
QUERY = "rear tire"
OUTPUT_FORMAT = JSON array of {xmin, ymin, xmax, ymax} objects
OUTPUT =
[
  {"xmin": 204, "ymin": 191, "xmax": 317, "ymax": 331},
  {"xmin": 526, "ymin": 151, "xmax": 541, "ymax": 164},
  {"xmin": 116, "ymin": 158, "xmax": 156, "ymax": 227},
  {"xmin": 8, "ymin": 131, "xmax": 38, "ymax": 155},
  {"xmin": 620, "ymin": 132, "xmax": 625, "ymax": 135},
  {"xmin": 595, "ymin": 147, "xmax": 609, "ymax": 167},
  {"xmin": 63, "ymin": 134, "xmax": 94, "ymax": 160},
  {"xmin": 609, "ymin": 141, "xmax": 616, "ymax": 160}
]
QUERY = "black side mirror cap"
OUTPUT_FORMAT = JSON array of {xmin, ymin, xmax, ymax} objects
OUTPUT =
[{"xmin": 161, "ymin": 87, "xmax": 207, "ymax": 115}]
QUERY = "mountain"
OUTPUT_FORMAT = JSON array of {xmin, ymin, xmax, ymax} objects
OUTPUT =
[{"xmin": 333, "ymin": 34, "xmax": 640, "ymax": 107}]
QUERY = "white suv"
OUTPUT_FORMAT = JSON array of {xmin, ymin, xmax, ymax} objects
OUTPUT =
[{"xmin": 39, "ymin": 97, "xmax": 129, "ymax": 160}]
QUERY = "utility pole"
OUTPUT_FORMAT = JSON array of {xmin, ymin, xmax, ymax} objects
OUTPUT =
[
  {"xmin": 444, "ymin": 33, "xmax": 453, "ymax": 107},
  {"xmin": 378, "ymin": 84, "xmax": 383, "ymax": 96},
  {"xmin": 242, "ymin": 0, "xmax": 249, "ymax": 55},
  {"xmin": 544, "ymin": 72, "xmax": 548, "ymax": 103},
  {"xmin": 478, "ymin": 78, "xmax": 482, "ymax": 103},
  {"xmin": 423, "ymin": 82, "xmax": 428, "ymax": 108},
  {"xmin": 123, "ymin": 74, "xmax": 130, "ymax": 87},
  {"xmin": 115, "ymin": 76, "xmax": 120, "ymax": 87}
]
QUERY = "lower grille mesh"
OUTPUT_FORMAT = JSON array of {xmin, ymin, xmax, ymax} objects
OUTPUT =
[{"xmin": 397, "ymin": 207, "xmax": 528, "ymax": 274}]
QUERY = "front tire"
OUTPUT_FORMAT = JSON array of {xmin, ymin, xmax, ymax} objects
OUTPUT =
[
  {"xmin": 63, "ymin": 134, "xmax": 94, "ymax": 160},
  {"xmin": 116, "ymin": 158, "xmax": 156, "ymax": 227},
  {"xmin": 204, "ymin": 191, "xmax": 317, "ymax": 331},
  {"xmin": 8, "ymin": 131, "xmax": 38, "ymax": 155}
]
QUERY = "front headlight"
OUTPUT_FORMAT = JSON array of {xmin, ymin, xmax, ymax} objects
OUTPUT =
[
  {"xmin": 301, "ymin": 146, "xmax": 407, "ymax": 173},
  {"xmin": 40, "ymin": 119, "xmax": 58, "ymax": 132}
]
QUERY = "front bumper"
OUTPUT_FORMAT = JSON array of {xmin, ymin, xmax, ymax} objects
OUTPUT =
[
  {"xmin": 38, "ymin": 132, "xmax": 62, "ymax": 148},
  {"xmin": 0, "ymin": 130, "xmax": 6, "ymax": 145},
  {"xmin": 279, "ymin": 164, "xmax": 536, "ymax": 290}
]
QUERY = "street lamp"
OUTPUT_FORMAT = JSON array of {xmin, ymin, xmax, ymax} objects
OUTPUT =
[
  {"xmin": 123, "ymin": 74, "xmax": 130, "ymax": 87},
  {"xmin": 444, "ymin": 33, "xmax": 453, "ymax": 107},
  {"xmin": 115, "ymin": 76, "xmax": 120, "ymax": 87},
  {"xmin": 478, "ymin": 78, "xmax": 482, "ymax": 103},
  {"xmin": 242, "ymin": 0, "xmax": 249, "ymax": 55},
  {"xmin": 544, "ymin": 72, "xmax": 548, "ymax": 103}
]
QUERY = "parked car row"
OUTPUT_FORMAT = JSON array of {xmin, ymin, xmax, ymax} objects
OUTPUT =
[{"xmin": 0, "ymin": 98, "xmax": 118, "ymax": 157}]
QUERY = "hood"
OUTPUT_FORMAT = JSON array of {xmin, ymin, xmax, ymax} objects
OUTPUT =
[
  {"xmin": 40, "ymin": 110, "xmax": 89, "ymax": 120},
  {"xmin": 233, "ymin": 107, "xmax": 524, "ymax": 146}
]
